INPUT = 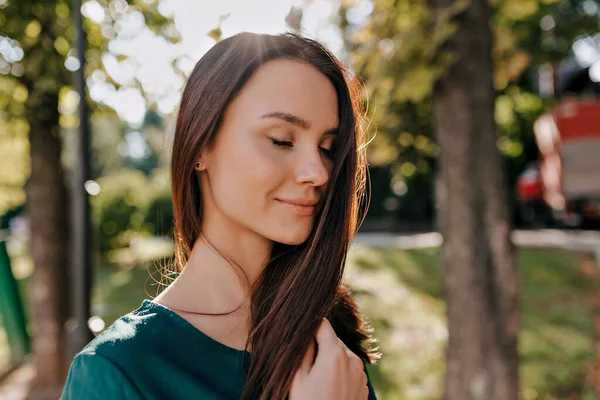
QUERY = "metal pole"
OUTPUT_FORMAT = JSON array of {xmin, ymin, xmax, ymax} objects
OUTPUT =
[{"xmin": 68, "ymin": 0, "xmax": 94, "ymax": 358}]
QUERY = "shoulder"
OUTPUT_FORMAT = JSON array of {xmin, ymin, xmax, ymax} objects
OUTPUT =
[
  {"xmin": 80, "ymin": 300, "xmax": 164, "ymax": 360},
  {"xmin": 61, "ymin": 352, "xmax": 143, "ymax": 400},
  {"xmin": 61, "ymin": 301, "xmax": 164, "ymax": 399}
]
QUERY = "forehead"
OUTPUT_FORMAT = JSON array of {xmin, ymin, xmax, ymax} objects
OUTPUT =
[{"xmin": 225, "ymin": 59, "xmax": 339, "ymax": 129}]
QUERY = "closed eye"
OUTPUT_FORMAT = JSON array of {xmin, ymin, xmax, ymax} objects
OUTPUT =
[
  {"xmin": 271, "ymin": 139, "xmax": 293, "ymax": 148},
  {"xmin": 319, "ymin": 147, "xmax": 335, "ymax": 159},
  {"xmin": 272, "ymin": 138, "xmax": 335, "ymax": 159}
]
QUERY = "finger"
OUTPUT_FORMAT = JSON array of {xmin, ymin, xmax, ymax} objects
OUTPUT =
[
  {"xmin": 337, "ymin": 336, "xmax": 359, "ymax": 362},
  {"xmin": 361, "ymin": 370, "xmax": 367, "ymax": 387},
  {"xmin": 361, "ymin": 385, "xmax": 369, "ymax": 400},
  {"xmin": 314, "ymin": 318, "xmax": 338, "ymax": 348},
  {"xmin": 312, "ymin": 318, "xmax": 345, "ymax": 373}
]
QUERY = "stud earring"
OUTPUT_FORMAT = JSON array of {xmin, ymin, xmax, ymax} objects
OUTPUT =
[{"xmin": 195, "ymin": 161, "xmax": 202, "ymax": 169}]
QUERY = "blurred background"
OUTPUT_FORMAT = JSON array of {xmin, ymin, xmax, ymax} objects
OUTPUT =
[{"xmin": 1, "ymin": 0, "xmax": 600, "ymax": 399}]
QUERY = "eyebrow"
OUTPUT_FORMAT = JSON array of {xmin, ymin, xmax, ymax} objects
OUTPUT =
[{"xmin": 260, "ymin": 111, "xmax": 338, "ymax": 135}]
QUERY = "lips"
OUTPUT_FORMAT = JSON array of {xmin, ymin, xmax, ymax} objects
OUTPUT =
[{"xmin": 275, "ymin": 198, "xmax": 318, "ymax": 216}]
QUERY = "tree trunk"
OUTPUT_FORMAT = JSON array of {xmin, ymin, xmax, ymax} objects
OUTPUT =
[
  {"xmin": 26, "ymin": 93, "xmax": 70, "ymax": 398},
  {"xmin": 429, "ymin": 0, "xmax": 519, "ymax": 399}
]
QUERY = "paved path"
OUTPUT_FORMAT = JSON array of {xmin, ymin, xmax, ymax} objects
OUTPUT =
[
  {"xmin": 0, "ymin": 364, "xmax": 35, "ymax": 400},
  {"xmin": 354, "ymin": 229, "xmax": 600, "ymax": 261}
]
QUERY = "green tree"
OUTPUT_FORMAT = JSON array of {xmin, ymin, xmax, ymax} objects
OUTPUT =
[
  {"xmin": 339, "ymin": 0, "xmax": 600, "ymax": 398},
  {"xmin": 1, "ymin": 2, "xmax": 73, "ymax": 396},
  {"xmin": 0, "ymin": 0, "xmax": 179, "ymax": 396},
  {"xmin": 429, "ymin": 0, "xmax": 519, "ymax": 397},
  {"xmin": 341, "ymin": 0, "xmax": 600, "ymax": 226}
]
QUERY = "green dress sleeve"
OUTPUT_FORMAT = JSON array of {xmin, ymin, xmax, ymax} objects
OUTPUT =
[{"xmin": 61, "ymin": 353, "xmax": 143, "ymax": 400}]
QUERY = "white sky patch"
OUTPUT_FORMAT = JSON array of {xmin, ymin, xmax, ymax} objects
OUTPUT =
[
  {"xmin": 82, "ymin": 0, "xmax": 106, "ymax": 24},
  {"xmin": 109, "ymin": 87, "xmax": 147, "ymax": 126},
  {"xmin": 345, "ymin": 1, "xmax": 374, "ymax": 25},
  {"xmin": 158, "ymin": 0, "xmax": 176, "ymax": 18},
  {"xmin": 101, "ymin": 53, "xmax": 136, "ymax": 86},
  {"xmin": 157, "ymin": 90, "xmax": 182, "ymax": 115},
  {"xmin": 114, "ymin": 10, "xmax": 147, "ymax": 38},
  {"xmin": 89, "ymin": 80, "xmax": 116, "ymax": 103}
]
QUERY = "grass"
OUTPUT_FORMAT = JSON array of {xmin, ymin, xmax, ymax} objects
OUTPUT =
[
  {"xmin": 0, "ymin": 325, "xmax": 9, "ymax": 375},
  {"xmin": 1, "ymin": 245, "xmax": 596, "ymax": 399},
  {"xmin": 346, "ymin": 246, "xmax": 596, "ymax": 400}
]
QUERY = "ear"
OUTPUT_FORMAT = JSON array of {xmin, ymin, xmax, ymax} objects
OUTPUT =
[
  {"xmin": 194, "ymin": 159, "xmax": 207, "ymax": 171},
  {"xmin": 195, "ymin": 148, "xmax": 213, "ymax": 171}
]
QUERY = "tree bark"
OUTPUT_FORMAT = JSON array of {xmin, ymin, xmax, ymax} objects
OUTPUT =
[
  {"xmin": 25, "ymin": 91, "xmax": 70, "ymax": 398},
  {"xmin": 7, "ymin": 2, "xmax": 74, "ymax": 397},
  {"xmin": 429, "ymin": 0, "xmax": 519, "ymax": 399}
]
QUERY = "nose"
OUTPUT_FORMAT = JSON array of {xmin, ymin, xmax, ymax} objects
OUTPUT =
[{"xmin": 295, "ymin": 149, "xmax": 330, "ymax": 187}]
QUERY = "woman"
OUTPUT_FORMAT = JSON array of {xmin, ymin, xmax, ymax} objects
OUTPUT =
[{"xmin": 62, "ymin": 31, "xmax": 380, "ymax": 400}]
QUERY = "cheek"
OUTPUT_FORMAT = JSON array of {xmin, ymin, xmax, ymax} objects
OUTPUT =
[
  {"xmin": 240, "ymin": 144, "xmax": 285, "ymax": 195},
  {"xmin": 208, "ymin": 141, "xmax": 317, "ymax": 245},
  {"xmin": 212, "ymin": 140, "xmax": 285, "ymax": 211}
]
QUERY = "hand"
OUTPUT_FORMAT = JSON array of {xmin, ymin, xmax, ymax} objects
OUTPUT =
[{"xmin": 290, "ymin": 318, "xmax": 369, "ymax": 400}]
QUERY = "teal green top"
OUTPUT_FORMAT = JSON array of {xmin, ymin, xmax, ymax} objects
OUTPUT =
[{"xmin": 61, "ymin": 300, "xmax": 378, "ymax": 399}]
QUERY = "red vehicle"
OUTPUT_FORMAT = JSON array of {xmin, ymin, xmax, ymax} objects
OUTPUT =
[{"xmin": 516, "ymin": 98, "xmax": 600, "ymax": 228}]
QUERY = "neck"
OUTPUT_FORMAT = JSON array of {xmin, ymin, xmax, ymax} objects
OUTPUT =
[{"xmin": 162, "ymin": 218, "xmax": 273, "ymax": 315}]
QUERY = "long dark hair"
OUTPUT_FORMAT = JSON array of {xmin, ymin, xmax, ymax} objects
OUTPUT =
[{"xmin": 169, "ymin": 32, "xmax": 380, "ymax": 399}]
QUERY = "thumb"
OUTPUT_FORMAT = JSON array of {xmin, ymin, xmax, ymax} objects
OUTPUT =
[
  {"xmin": 312, "ymin": 317, "xmax": 339, "ymax": 373},
  {"xmin": 314, "ymin": 317, "xmax": 338, "ymax": 348}
]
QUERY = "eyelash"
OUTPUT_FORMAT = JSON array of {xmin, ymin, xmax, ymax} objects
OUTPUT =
[{"xmin": 271, "ymin": 139, "xmax": 335, "ymax": 159}]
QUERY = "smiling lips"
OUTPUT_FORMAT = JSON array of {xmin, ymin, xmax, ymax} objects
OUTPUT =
[{"xmin": 275, "ymin": 198, "xmax": 318, "ymax": 216}]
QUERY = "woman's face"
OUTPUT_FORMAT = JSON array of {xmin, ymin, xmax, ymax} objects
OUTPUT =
[{"xmin": 198, "ymin": 59, "xmax": 339, "ymax": 245}]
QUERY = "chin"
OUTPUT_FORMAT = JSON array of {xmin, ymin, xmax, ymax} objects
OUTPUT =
[{"xmin": 270, "ymin": 228, "xmax": 312, "ymax": 246}]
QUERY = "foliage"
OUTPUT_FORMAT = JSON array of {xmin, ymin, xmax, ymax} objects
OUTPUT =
[
  {"xmin": 0, "ymin": 0, "xmax": 72, "ymax": 215},
  {"xmin": 0, "ymin": 0, "xmax": 180, "ymax": 214},
  {"xmin": 143, "ymin": 167, "xmax": 173, "ymax": 237},
  {"xmin": 92, "ymin": 169, "xmax": 149, "ymax": 251},
  {"xmin": 339, "ymin": 0, "xmax": 600, "ymax": 222},
  {"xmin": 92, "ymin": 167, "xmax": 172, "ymax": 252}
]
